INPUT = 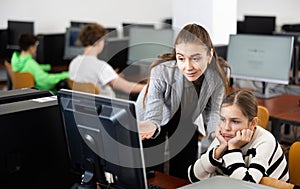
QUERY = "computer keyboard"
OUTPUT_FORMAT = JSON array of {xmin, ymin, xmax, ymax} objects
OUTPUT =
[{"xmin": 148, "ymin": 183, "xmax": 165, "ymax": 189}]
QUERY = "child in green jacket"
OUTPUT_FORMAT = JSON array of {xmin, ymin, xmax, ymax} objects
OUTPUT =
[{"xmin": 11, "ymin": 33, "xmax": 69, "ymax": 93}]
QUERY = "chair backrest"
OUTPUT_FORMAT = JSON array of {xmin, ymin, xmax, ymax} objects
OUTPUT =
[
  {"xmin": 68, "ymin": 79, "xmax": 99, "ymax": 94},
  {"xmin": 289, "ymin": 141, "xmax": 300, "ymax": 185},
  {"xmin": 257, "ymin": 105, "xmax": 270, "ymax": 129},
  {"xmin": 259, "ymin": 177, "xmax": 294, "ymax": 189},
  {"xmin": 4, "ymin": 61, "xmax": 35, "ymax": 89}
]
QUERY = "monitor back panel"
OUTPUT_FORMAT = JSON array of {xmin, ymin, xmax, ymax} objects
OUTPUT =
[{"xmin": 0, "ymin": 99, "xmax": 79, "ymax": 188}]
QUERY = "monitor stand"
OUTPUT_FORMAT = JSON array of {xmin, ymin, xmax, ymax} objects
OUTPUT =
[
  {"xmin": 253, "ymin": 82, "xmax": 281, "ymax": 99},
  {"xmin": 71, "ymin": 158, "xmax": 97, "ymax": 189}
]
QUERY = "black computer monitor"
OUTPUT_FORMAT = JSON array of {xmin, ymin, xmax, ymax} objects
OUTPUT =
[
  {"xmin": 70, "ymin": 21, "xmax": 94, "ymax": 28},
  {"xmin": 214, "ymin": 44, "xmax": 228, "ymax": 60},
  {"xmin": 122, "ymin": 23, "xmax": 155, "ymax": 37},
  {"xmin": 98, "ymin": 37, "xmax": 129, "ymax": 71},
  {"xmin": 57, "ymin": 89, "xmax": 147, "ymax": 189},
  {"xmin": 0, "ymin": 88, "xmax": 53, "ymax": 105},
  {"xmin": 64, "ymin": 27, "xmax": 83, "ymax": 60},
  {"xmin": 0, "ymin": 97, "xmax": 77, "ymax": 188},
  {"xmin": 242, "ymin": 16, "xmax": 276, "ymax": 35},
  {"xmin": 36, "ymin": 33, "xmax": 65, "ymax": 66},
  {"xmin": 7, "ymin": 20, "xmax": 34, "ymax": 50},
  {"xmin": 227, "ymin": 34, "xmax": 294, "ymax": 98},
  {"xmin": 105, "ymin": 27, "xmax": 118, "ymax": 38},
  {"xmin": 0, "ymin": 29, "xmax": 8, "ymax": 59}
]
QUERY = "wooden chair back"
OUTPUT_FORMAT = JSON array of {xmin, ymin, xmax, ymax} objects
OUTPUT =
[
  {"xmin": 4, "ymin": 61, "xmax": 35, "ymax": 89},
  {"xmin": 289, "ymin": 141, "xmax": 300, "ymax": 185},
  {"xmin": 260, "ymin": 177, "xmax": 294, "ymax": 189},
  {"xmin": 257, "ymin": 105, "xmax": 270, "ymax": 129},
  {"xmin": 68, "ymin": 79, "xmax": 99, "ymax": 94}
]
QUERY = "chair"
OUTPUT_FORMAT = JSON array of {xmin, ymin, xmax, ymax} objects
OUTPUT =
[
  {"xmin": 257, "ymin": 105, "xmax": 270, "ymax": 129},
  {"xmin": 260, "ymin": 177, "xmax": 295, "ymax": 189},
  {"xmin": 68, "ymin": 79, "xmax": 99, "ymax": 94},
  {"xmin": 289, "ymin": 141, "xmax": 300, "ymax": 186},
  {"xmin": 4, "ymin": 61, "xmax": 35, "ymax": 89}
]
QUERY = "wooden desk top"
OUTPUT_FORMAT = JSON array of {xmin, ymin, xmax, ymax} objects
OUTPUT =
[
  {"xmin": 230, "ymin": 88, "xmax": 300, "ymax": 131},
  {"xmin": 272, "ymin": 109, "xmax": 300, "ymax": 125},
  {"xmin": 256, "ymin": 94, "xmax": 300, "ymax": 119},
  {"xmin": 230, "ymin": 87, "xmax": 300, "ymax": 120},
  {"xmin": 148, "ymin": 171, "xmax": 190, "ymax": 189}
]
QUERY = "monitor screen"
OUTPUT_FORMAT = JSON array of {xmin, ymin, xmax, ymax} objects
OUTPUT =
[
  {"xmin": 70, "ymin": 21, "xmax": 94, "ymax": 28},
  {"xmin": 227, "ymin": 34, "xmax": 294, "ymax": 97},
  {"xmin": 98, "ymin": 37, "xmax": 129, "ymax": 71},
  {"xmin": 243, "ymin": 16, "xmax": 276, "ymax": 35},
  {"xmin": 105, "ymin": 27, "xmax": 118, "ymax": 38},
  {"xmin": 64, "ymin": 27, "xmax": 83, "ymax": 60},
  {"xmin": 7, "ymin": 20, "xmax": 34, "ymax": 49},
  {"xmin": 36, "ymin": 33, "xmax": 65, "ymax": 66},
  {"xmin": 127, "ymin": 27, "xmax": 174, "ymax": 64},
  {"xmin": 273, "ymin": 32, "xmax": 300, "ymax": 84},
  {"xmin": 57, "ymin": 89, "xmax": 147, "ymax": 188},
  {"xmin": 122, "ymin": 23, "xmax": 155, "ymax": 37},
  {"xmin": 0, "ymin": 29, "xmax": 8, "ymax": 54}
]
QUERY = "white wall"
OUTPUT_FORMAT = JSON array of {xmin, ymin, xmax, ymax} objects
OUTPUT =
[
  {"xmin": 172, "ymin": 0, "xmax": 237, "ymax": 45},
  {"xmin": 1, "ymin": 0, "xmax": 300, "ymax": 35},
  {"xmin": 0, "ymin": 0, "xmax": 172, "ymax": 34}
]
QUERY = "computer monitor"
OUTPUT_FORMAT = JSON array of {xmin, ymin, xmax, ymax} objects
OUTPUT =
[
  {"xmin": 0, "ymin": 96, "xmax": 77, "ymax": 188},
  {"xmin": 0, "ymin": 29, "xmax": 8, "ymax": 58},
  {"xmin": 214, "ymin": 44, "xmax": 228, "ymax": 60},
  {"xmin": 273, "ymin": 32, "xmax": 300, "ymax": 84},
  {"xmin": 105, "ymin": 27, "xmax": 118, "ymax": 38},
  {"xmin": 70, "ymin": 21, "xmax": 94, "ymax": 28},
  {"xmin": 243, "ymin": 16, "xmax": 276, "ymax": 35},
  {"xmin": 57, "ymin": 89, "xmax": 147, "ymax": 188},
  {"xmin": 36, "ymin": 33, "xmax": 65, "ymax": 66},
  {"xmin": 98, "ymin": 37, "xmax": 129, "ymax": 71},
  {"xmin": 64, "ymin": 27, "xmax": 120, "ymax": 61},
  {"xmin": 0, "ymin": 88, "xmax": 53, "ymax": 105},
  {"xmin": 64, "ymin": 27, "xmax": 83, "ymax": 60},
  {"xmin": 127, "ymin": 27, "xmax": 174, "ymax": 65},
  {"xmin": 227, "ymin": 34, "xmax": 294, "ymax": 98},
  {"xmin": 122, "ymin": 23, "xmax": 155, "ymax": 37},
  {"xmin": 7, "ymin": 20, "xmax": 34, "ymax": 50},
  {"xmin": 71, "ymin": 21, "xmax": 118, "ymax": 38}
]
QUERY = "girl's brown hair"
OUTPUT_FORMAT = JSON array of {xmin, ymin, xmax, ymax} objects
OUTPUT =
[{"xmin": 222, "ymin": 90, "xmax": 258, "ymax": 122}]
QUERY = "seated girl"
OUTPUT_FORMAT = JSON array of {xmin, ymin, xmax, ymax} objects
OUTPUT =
[{"xmin": 188, "ymin": 90, "xmax": 289, "ymax": 183}]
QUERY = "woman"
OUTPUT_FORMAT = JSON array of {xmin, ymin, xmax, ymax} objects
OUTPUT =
[
  {"xmin": 137, "ymin": 23, "xmax": 229, "ymax": 179},
  {"xmin": 188, "ymin": 90, "xmax": 289, "ymax": 183}
]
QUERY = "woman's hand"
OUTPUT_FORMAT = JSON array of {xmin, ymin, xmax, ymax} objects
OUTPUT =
[
  {"xmin": 228, "ymin": 129, "xmax": 253, "ymax": 150},
  {"xmin": 139, "ymin": 120, "xmax": 158, "ymax": 140}
]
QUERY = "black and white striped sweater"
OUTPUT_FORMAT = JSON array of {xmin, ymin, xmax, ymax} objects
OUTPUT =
[{"xmin": 188, "ymin": 126, "xmax": 289, "ymax": 183}]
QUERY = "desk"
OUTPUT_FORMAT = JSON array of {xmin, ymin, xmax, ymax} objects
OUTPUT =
[
  {"xmin": 256, "ymin": 94, "xmax": 300, "ymax": 141},
  {"xmin": 94, "ymin": 171, "xmax": 189, "ymax": 189},
  {"xmin": 148, "ymin": 171, "xmax": 190, "ymax": 189},
  {"xmin": 178, "ymin": 176, "xmax": 274, "ymax": 189}
]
